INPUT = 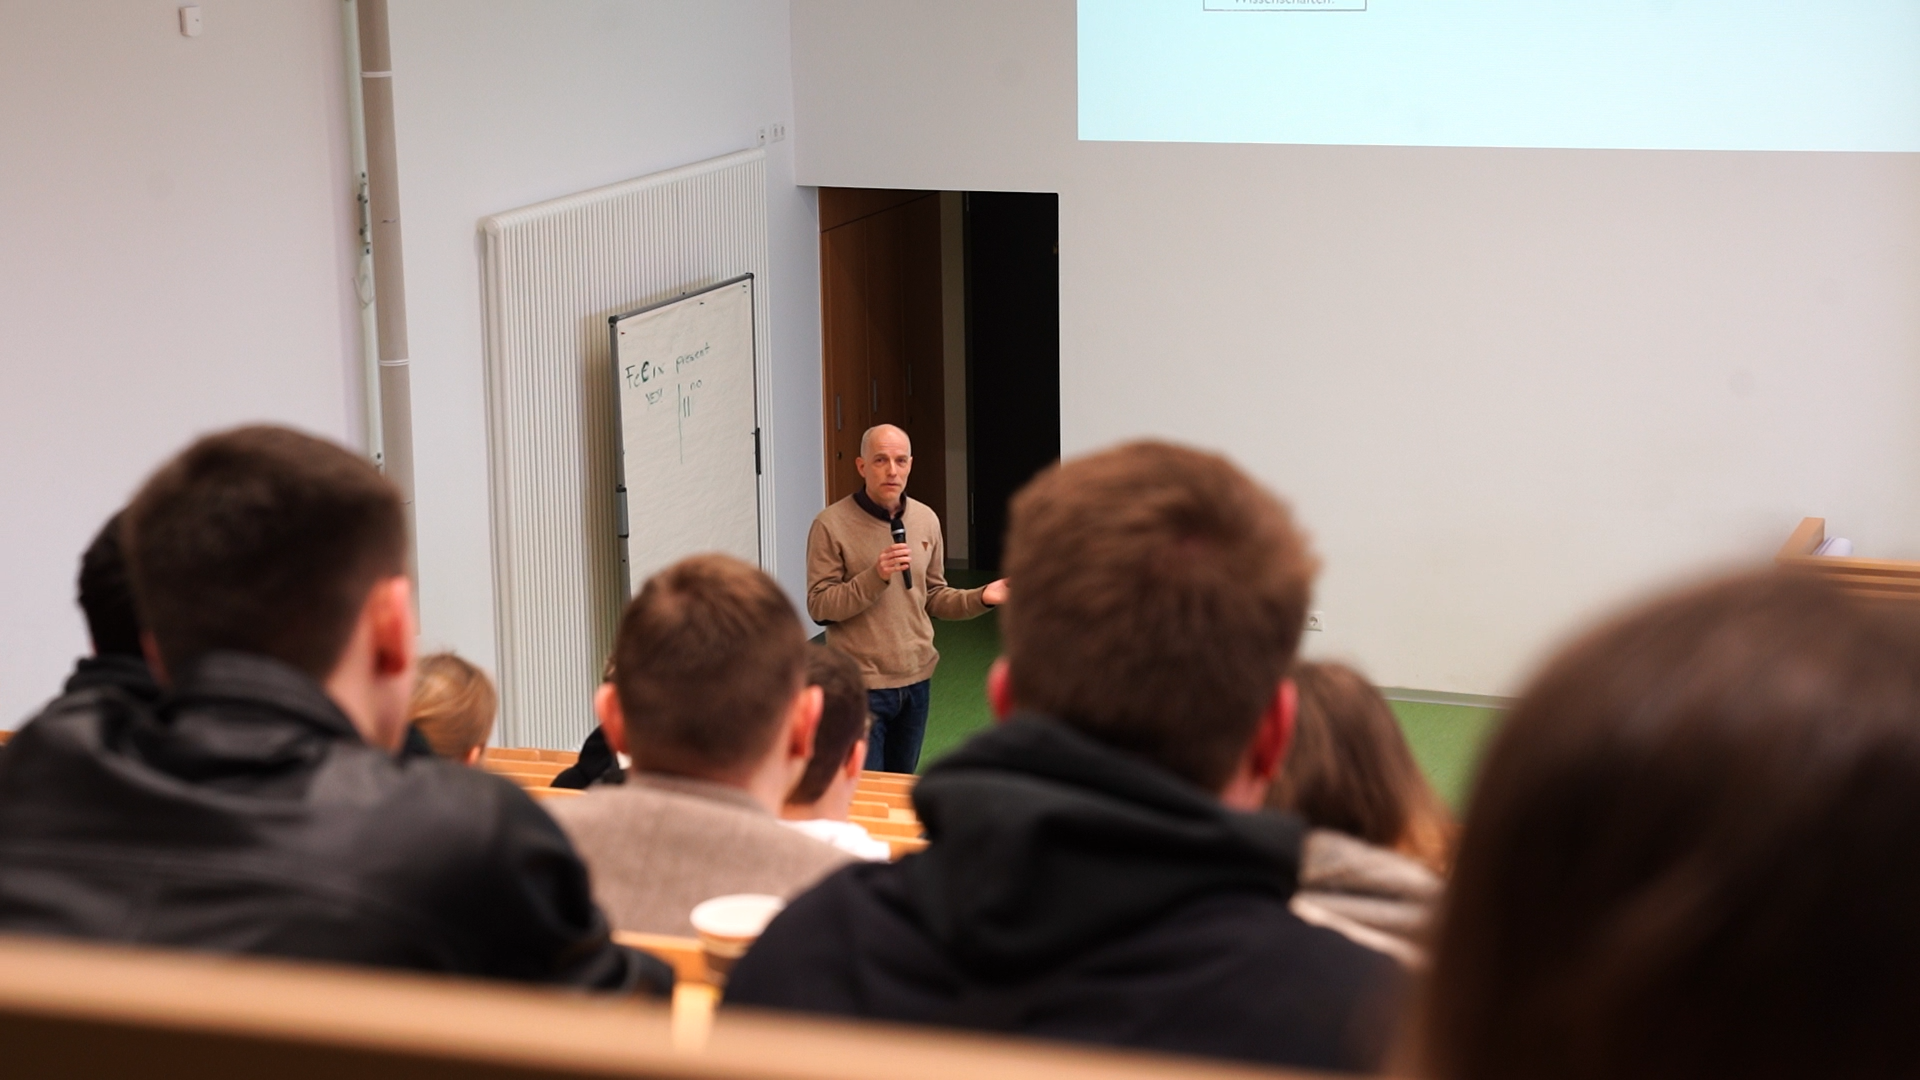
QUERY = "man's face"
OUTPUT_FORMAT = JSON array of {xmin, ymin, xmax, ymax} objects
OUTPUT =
[{"xmin": 856, "ymin": 429, "xmax": 912, "ymax": 510}]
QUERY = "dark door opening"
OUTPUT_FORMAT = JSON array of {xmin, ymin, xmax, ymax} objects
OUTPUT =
[{"xmin": 964, "ymin": 191, "xmax": 1061, "ymax": 573}]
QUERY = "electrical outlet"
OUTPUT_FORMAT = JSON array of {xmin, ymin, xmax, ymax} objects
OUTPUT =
[
  {"xmin": 1305, "ymin": 611, "xmax": 1325, "ymax": 632},
  {"xmin": 770, "ymin": 121, "xmax": 787, "ymax": 142},
  {"xmin": 756, "ymin": 126, "xmax": 768, "ymax": 147}
]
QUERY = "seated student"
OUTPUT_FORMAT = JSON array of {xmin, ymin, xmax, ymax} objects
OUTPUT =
[
  {"xmin": 406, "ymin": 652, "xmax": 497, "ymax": 765},
  {"xmin": 1266, "ymin": 661, "xmax": 1452, "ymax": 967},
  {"xmin": 727, "ymin": 442, "xmax": 1405, "ymax": 1073},
  {"xmin": 780, "ymin": 644, "xmax": 891, "ymax": 861},
  {"xmin": 1416, "ymin": 572, "xmax": 1920, "ymax": 1080},
  {"xmin": 555, "ymin": 646, "xmax": 876, "ymax": 804},
  {"xmin": 551, "ymin": 660, "xmax": 625, "ymax": 789},
  {"xmin": 58, "ymin": 510, "xmax": 160, "ymax": 704},
  {"xmin": 0, "ymin": 426, "xmax": 664, "ymax": 994},
  {"xmin": 545, "ymin": 555, "xmax": 854, "ymax": 936},
  {"xmin": 551, "ymin": 723, "xmax": 622, "ymax": 788}
]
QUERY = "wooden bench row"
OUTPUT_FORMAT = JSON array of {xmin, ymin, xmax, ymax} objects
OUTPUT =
[
  {"xmin": 489, "ymin": 754, "xmax": 925, "ymax": 835},
  {"xmin": 0, "ymin": 933, "xmax": 1306, "ymax": 1079},
  {"xmin": 1776, "ymin": 516, "xmax": 1920, "ymax": 602},
  {"xmin": 485, "ymin": 747, "xmax": 919, "ymax": 790},
  {"xmin": 526, "ymin": 786, "xmax": 927, "ymax": 859}
]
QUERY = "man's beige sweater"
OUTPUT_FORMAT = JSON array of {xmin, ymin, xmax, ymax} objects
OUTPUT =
[{"xmin": 806, "ymin": 494, "xmax": 989, "ymax": 689}]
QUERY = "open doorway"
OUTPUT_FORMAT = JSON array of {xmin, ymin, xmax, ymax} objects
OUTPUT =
[{"xmin": 817, "ymin": 188, "xmax": 1060, "ymax": 573}]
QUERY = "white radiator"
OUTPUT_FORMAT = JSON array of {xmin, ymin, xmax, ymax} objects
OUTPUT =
[{"xmin": 478, "ymin": 149, "xmax": 774, "ymax": 749}]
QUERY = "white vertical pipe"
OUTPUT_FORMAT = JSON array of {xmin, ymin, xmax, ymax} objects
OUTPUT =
[
  {"xmin": 340, "ymin": 0, "xmax": 383, "ymax": 467},
  {"xmin": 346, "ymin": 0, "xmax": 417, "ymax": 582}
]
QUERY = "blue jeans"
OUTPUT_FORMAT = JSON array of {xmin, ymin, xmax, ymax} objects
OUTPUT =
[{"xmin": 864, "ymin": 680, "xmax": 932, "ymax": 774}]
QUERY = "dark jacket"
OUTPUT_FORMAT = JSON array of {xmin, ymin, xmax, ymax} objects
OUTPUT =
[
  {"xmin": 725, "ymin": 715, "xmax": 1406, "ymax": 1072},
  {"xmin": 551, "ymin": 725, "xmax": 623, "ymax": 789},
  {"xmin": 0, "ymin": 651, "xmax": 667, "ymax": 994}
]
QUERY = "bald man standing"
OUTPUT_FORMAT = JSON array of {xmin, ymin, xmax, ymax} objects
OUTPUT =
[{"xmin": 807, "ymin": 425, "xmax": 1008, "ymax": 773}]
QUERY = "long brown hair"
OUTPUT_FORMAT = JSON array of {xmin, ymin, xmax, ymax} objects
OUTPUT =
[
  {"xmin": 1419, "ymin": 571, "xmax": 1920, "ymax": 1080},
  {"xmin": 1267, "ymin": 661, "xmax": 1453, "ymax": 872}
]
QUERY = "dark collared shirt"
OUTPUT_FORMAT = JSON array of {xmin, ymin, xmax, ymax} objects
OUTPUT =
[{"xmin": 853, "ymin": 487, "xmax": 905, "ymax": 525}]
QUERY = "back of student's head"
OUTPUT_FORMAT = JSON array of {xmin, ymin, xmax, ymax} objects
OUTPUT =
[
  {"xmin": 1420, "ymin": 571, "xmax": 1920, "ymax": 1080},
  {"xmin": 77, "ymin": 510, "xmax": 142, "ymax": 658},
  {"xmin": 788, "ymin": 644, "xmax": 870, "ymax": 806},
  {"xmin": 408, "ymin": 653, "xmax": 497, "ymax": 763},
  {"xmin": 1267, "ymin": 661, "xmax": 1453, "ymax": 871},
  {"xmin": 1000, "ymin": 441, "xmax": 1317, "ymax": 792},
  {"xmin": 122, "ymin": 425, "xmax": 407, "ymax": 680},
  {"xmin": 612, "ymin": 554, "xmax": 806, "ymax": 778}
]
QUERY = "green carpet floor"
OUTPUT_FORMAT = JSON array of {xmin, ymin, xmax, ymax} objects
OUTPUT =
[{"xmin": 920, "ymin": 569, "xmax": 1504, "ymax": 810}]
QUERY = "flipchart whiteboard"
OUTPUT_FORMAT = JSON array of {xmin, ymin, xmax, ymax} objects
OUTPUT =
[{"xmin": 610, "ymin": 276, "xmax": 761, "ymax": 594}]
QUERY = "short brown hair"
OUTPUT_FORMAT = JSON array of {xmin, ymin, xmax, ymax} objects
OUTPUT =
[
  {"xmin": 611, "ymin": 554, "xmax": 807, "ymax": 777},
  {"xmin": 1266, "ymin": 662, "xmax": 1454, "ymax": 873},
  {"xmin": 77, "ymin": 510, "xmax": 141, "ymax": 657},
  {"xmin": 788, "ymin": 644, "xmax": 871, "ymax": 806},
  {"xmin": 1420, "ymin": 572, "xmax": 1920, "ymax": 1080},
  {"xmin": 123, "ymin": 425, "xmax": 407, "ymax": 680},
  {"xmin": 1000, "ymin": 441, "xmax": 1318, "ymax": 791},
  {"xmin": 408, "ymin": 653, "xmax": 498, "ymax": 761}
]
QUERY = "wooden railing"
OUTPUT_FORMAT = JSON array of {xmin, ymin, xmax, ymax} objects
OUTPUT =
[
  {"xmin": 1775, "ymin": 517, "xmax": 1920, "ymax": 603},
  {"xmin": 0, "ymin": 935, "xmax": 1320, "ymax": 1080},
  {"xmin": 483, "ymin": 750, "xmax": 929, "ymax": 858}
]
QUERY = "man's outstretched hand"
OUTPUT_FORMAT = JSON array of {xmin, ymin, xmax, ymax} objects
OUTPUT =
[{"xmin": 982, "ymin": 578, "xmax": 1010, "ymax": 607}]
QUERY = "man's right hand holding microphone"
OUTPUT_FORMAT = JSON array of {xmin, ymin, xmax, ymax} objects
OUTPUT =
[{"xmin": 876, "ymin": 543, "xmax": 913, "ymax": 582}]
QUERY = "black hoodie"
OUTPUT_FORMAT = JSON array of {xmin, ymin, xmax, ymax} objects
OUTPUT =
[{"xmin": 725, "ymin": 715, "xmax": 1406, "ymax": 1072}]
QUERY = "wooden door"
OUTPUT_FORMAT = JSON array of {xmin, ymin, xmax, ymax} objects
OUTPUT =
[
  {"xmin": 819, "ymin": 189, "xmax": 947, "ymax": 530},
  {"xmin": 820, "ymin": 217, "xmax": 868, "ymax": 497}
]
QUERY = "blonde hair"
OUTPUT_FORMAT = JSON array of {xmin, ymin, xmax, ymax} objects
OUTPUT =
[{"xmin": 408, "ymin": 653, "xmax": 497, "ymax": 763}]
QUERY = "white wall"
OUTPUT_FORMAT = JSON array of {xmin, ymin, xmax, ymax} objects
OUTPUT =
[
  {"xmin": 0, "ymin": 1, "xmax": 361, "ymax": 728},
  {"xmin": 385, "ymin": 1, "xmax": 821, "ymax": 685},
  {"xmin": 791, "ymin": 0, "xmax": 1920, "ymax": 697}
]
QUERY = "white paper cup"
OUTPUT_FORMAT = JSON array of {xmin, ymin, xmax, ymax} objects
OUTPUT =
[{"xmin": 689, "ymin": 893, "xmax": 786, "ymax": 986}]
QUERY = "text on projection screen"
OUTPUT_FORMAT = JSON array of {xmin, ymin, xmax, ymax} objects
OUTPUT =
[{"xmin": 1078, "ymin": 0, "xmax": 1920, "ymax": 153}]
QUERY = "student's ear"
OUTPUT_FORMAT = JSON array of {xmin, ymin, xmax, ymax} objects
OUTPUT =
[
  {"xmin": 1250, "ymin": 678, "xmax": 1297, "ymax": 785},
  {"xmin": 987, "ymin": 657, "xmax": 1016, "ymax": 722},
  {"xmin": 140, "ymin": 631, "xmax": 170, "ymax": 688},
  {"xmin": 1218, "ymin": 679, "xmax": 1297, "ymax": 812},
  {"xmin": 844, "ymin": 737, "xmax": 869, "ymax": 780},
  {"xmin": 370, "ymin": 576, "xmax": 415, "ymax": 678},
  {"xmin": 462, "ymin": 745, "xmax": 484, "ymax": 767},
  {"xmin": 786, "ymin": 684, "xmax": 824, "ymax": 763},
  {"xmin": 594, "ymin": 683, "xmax": 629, "ymax": 757}
]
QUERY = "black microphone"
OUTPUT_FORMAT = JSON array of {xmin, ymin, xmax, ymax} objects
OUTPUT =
[{"xmin": 891, "ymin": 519, "xmax": 912, "ymax": 590}]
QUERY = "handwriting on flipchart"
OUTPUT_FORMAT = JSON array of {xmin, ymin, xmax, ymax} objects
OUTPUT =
[{"xmin": 624, "ymin": 342, "xmax": 710, "ymax": 399}]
